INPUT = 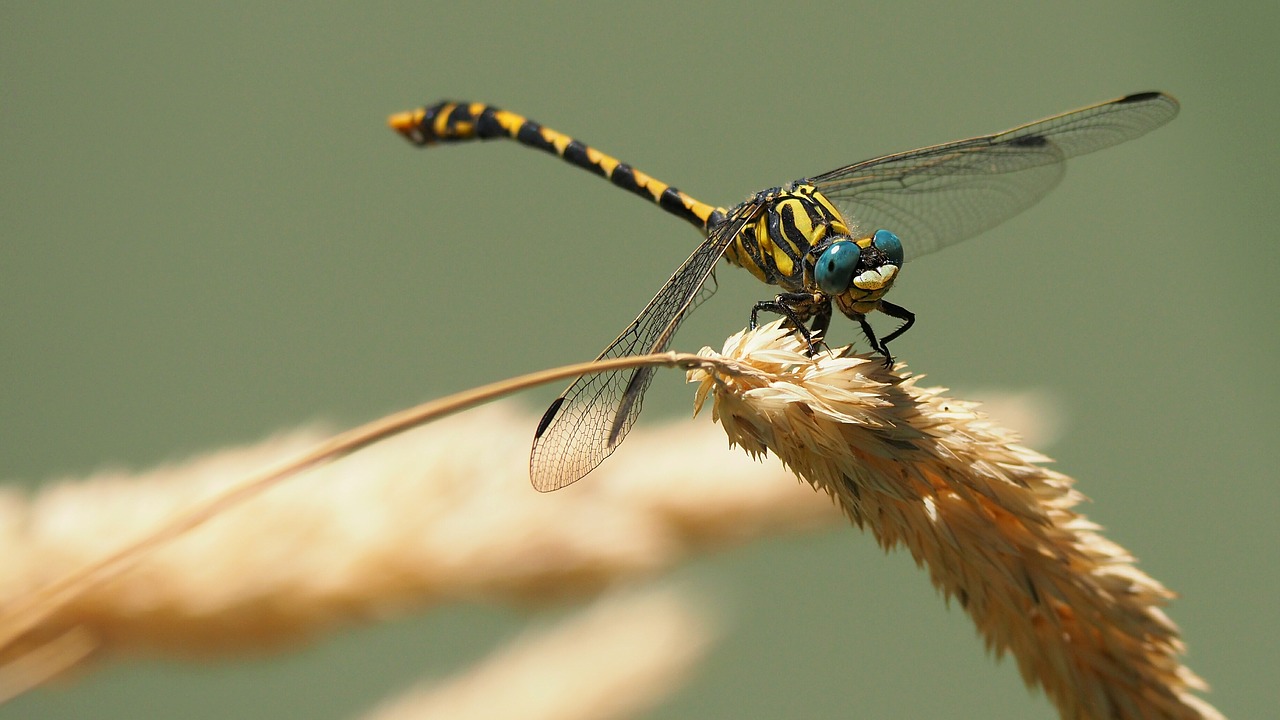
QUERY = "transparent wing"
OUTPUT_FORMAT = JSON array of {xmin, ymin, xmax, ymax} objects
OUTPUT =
[
  {"xmin": 528, "ymin": 203, "xmax": 760, "ymax": 491},
  {"xmin": 811, "ymin": 92, "xmax": 1179, "ymax": 260}
]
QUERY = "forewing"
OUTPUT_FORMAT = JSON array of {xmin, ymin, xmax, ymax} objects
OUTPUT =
[
  {"xmin": 528, "ymin": 204, "xmax": 759, "ymax": 491},
  {"xmin": 812, "ymin": 92, "xmax": 1180, "ymax": 259}
]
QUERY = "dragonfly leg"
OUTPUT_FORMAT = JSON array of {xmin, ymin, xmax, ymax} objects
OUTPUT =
[
  {"xmin": 751, "ymin": 293, "xmax": 822, "ymax": 354},
  {"xmin": 874, "ymin": 300, "xmax": 916, "ymax": 366},
  {"xmin": 856, "ymin": 314, "xmax": 886, "ymax": 361}
]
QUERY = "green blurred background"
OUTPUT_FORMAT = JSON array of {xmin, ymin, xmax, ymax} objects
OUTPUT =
[{"xmin": 4, "ymin": 2, "xmax": 1276, "ymax": 718}]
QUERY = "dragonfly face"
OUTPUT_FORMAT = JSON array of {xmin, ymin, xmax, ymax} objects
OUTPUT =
[{"xmin": 815, "ymin": 228, "xmax": 905, "ymax": 318}]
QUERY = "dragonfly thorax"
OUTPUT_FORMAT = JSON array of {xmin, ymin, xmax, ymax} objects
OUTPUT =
[{"xmin": 726, "ymin": 183, "xmax": 851, "ymax": 291}]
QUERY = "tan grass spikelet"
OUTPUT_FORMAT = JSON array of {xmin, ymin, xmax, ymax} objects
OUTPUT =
[
  {"xmin": 690, "ymin": 322, "xmax": 1222, "ymax": 720},
  {"xmin": 360, "ymin": 585, "xmax": 714, "ymax": 720}
]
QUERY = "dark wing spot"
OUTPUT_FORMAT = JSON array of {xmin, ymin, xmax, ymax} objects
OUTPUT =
[
  {"xmin": 534, "ymin": 396, "xmax": 566, "ymax": 439},
  {"xmin": 1119, "ymin": 91, "xmax": 1162, "ymax": 103},
  {"xmin": 1010, "ymin": 134, "xmax": 1049, "ymax": 147}
]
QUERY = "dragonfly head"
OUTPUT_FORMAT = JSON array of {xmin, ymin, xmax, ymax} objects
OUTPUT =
[{"xmin": 814, "ymin": 229, "xmax": 905, "ymax": 302}]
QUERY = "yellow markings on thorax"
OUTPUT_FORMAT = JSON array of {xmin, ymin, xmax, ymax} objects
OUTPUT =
[
  {"xmin": 730, "ymin": 232, "xmax": 770, "ymax": 282},
  {"xmin": 812, "ymin": 190, "xmax": 850, "ymax": 236},
  {"xmin": 724, "ymin": 186, "xmax": 839, "ymax": 286},
  {"xmin": 754, "ymin": 208, "xmax": 796, "ymax": 278}
]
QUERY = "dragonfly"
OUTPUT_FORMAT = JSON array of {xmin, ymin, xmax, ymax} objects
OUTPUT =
[{"xmin": 390, "ymin": 91, "xmax": 1179, "ymax": 491}]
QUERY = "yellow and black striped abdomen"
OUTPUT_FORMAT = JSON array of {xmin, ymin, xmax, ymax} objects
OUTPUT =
[
  {"xmin": 722, "ymin": 183, "xmax": 851, "ymax": 293},
  {"xmin": 390, "ymin": 101, "xmax": 725, "ymax": 233}
]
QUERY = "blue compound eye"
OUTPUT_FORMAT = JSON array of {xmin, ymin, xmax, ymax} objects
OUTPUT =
[
  {"xmin": 873, "ymin": 229, "xmax": 904, "ymax": 266},
  {"xmin": 815, "ymin": 241, "xmax": 861, "ymax": 295}
]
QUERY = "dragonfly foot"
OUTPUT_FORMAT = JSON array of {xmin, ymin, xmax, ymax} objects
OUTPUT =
[{"xmin": 752, "ymin": 296, "xmax": 821, "ymax": 353}]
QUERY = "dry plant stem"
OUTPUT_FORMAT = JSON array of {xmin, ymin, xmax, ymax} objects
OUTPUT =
[
  {"xmin": 692, "ymin": 323, "xmax": 1222, "ymax": 720},
  {"xmin": 0, "ymin": 353, "xmax": 734, "ymax": 682},
  {"xmin": 360, "ymin": 586, "xmax": 714, "ymax": 720},
  {"xmin": 0, "ymin": 627, "xmax": 94, "ymax": 701}
]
